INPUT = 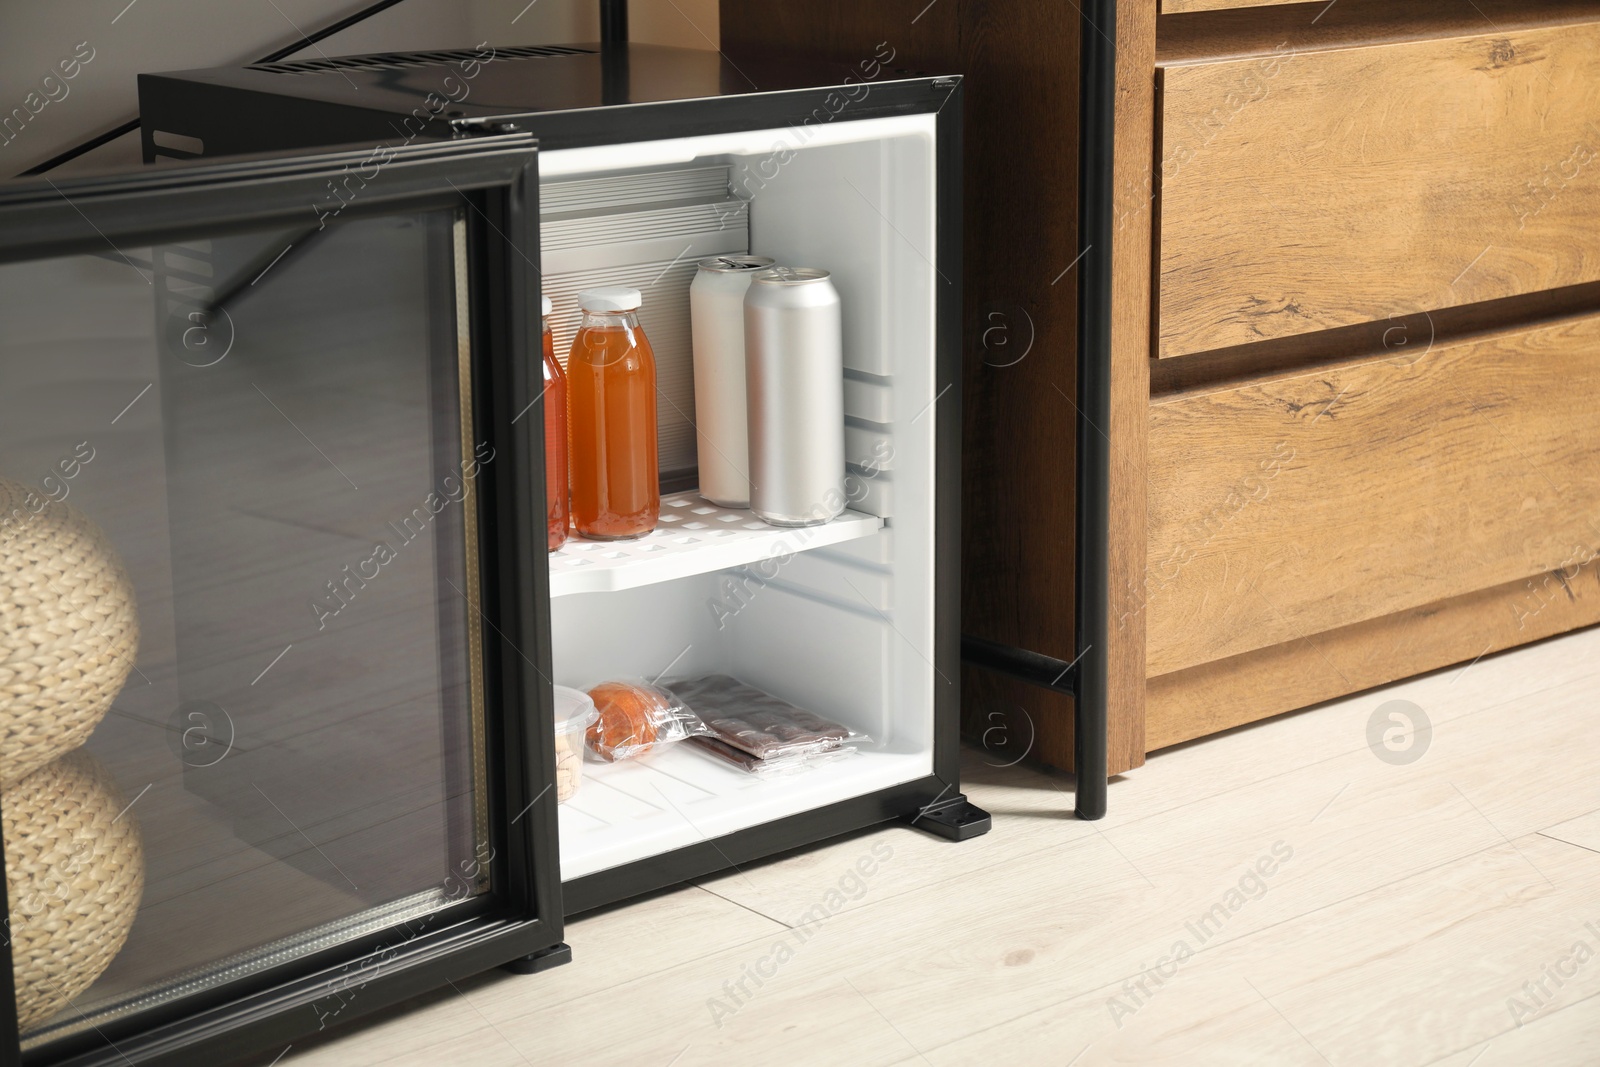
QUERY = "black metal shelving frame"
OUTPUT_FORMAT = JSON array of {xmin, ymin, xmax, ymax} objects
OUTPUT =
[{"xmin": 957, "ymin": 0, "xmax": 1116, "ymax": 822}]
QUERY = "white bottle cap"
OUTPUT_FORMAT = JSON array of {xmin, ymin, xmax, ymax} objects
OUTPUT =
[
  {"xmin": 577, "ymin": 286, "xmax": 642, "ymax": 312},
  {"xmin": 541, "ymin": 294, "xmax": 553, "ymax": 317}
]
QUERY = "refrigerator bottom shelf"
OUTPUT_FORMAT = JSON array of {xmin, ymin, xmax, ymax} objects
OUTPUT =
[{"xmin": 556, "ymin": 745, "xmax": 930, "ymax": 881}]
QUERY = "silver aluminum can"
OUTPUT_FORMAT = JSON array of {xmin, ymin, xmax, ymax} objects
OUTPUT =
[
  {"xmin": 744, "ymin": 267, "xmax": 845, "ymax": 527},
  {"xmin": 690, "ymin": 255, "xmax": 775, "ymax": 507}
]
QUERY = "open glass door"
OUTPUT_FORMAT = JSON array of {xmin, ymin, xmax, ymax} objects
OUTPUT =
[{"xmin": 0, "ymin": 137, "xmax": 563, "ymax": 1065}]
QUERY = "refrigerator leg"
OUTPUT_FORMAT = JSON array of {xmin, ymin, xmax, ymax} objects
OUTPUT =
[
  {"xmin": 502, "ymin": 942, "xmax": 572, "ymax": 975},
  {"xmin": 903, "ymin": 794, "xmax": 992, "ymax": 841}
]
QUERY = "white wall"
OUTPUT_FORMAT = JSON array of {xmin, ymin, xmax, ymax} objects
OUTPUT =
[{"xmin": 0, "ymin": 0, "xmax": 717, "ymax": 176}]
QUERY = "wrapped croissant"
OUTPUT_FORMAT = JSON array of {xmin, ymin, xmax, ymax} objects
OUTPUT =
[{"xmin": 583, "ymin": 680, "xmax": 709, "ymax": 762}]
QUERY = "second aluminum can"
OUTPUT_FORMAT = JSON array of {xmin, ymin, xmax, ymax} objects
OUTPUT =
[
  {"xmin": 743, "ymin": 267, "xmax": 845, "ymax": 527},
  {"xmin": 689, "ymin": 256, "xmax": 775, "ymax": 507}
]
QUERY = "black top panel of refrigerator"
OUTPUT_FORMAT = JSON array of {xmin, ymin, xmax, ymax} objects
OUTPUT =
[{"xmin": 139, "ymin": 42, "xmax": 948, "ymax": 158}]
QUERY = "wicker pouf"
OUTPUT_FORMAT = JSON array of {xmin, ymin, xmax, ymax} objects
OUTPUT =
[
  {"xmin": 4, "ymin": 750, "xmax": 144, "ymax": 1031},
  {"xmin": 0, "ymin": 477, "xmax": 139, "ymax": 787}
]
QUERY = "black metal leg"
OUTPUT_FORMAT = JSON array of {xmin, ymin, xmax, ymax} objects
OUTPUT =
[
  {"xmin": 1070, "ymin": 0, "xmax": 1117, "ymax": 823},
  {"xmin": 501, "ymin": 942, "xmax": 572, "ymax": 975},
  {"xmin": 599, "ymin": 0, "xmax": 627, "ymax": 44},
  {"xmin": 952, "ymin": 0, "xmax": 1118, "ymax": 823},
  {"xmin": 957, "ymin": 633, "xmax": 1106, "ymax": 818}
]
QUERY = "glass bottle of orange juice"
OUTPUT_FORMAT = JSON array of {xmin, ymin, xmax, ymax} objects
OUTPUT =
[
  {"xmin": 541, "ymin": 295, "xmax": 569, "ymax": 551},
  {"xmin": 567, "ymin": 287, "xmax": 659, "ymax": 539}
]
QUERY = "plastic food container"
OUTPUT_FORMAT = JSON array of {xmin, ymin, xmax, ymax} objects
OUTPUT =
[{"xmin": 552, "ymin": 685, "xmax": 599, "ymax": 802}]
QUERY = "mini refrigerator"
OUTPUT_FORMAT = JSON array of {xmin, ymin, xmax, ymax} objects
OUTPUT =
[{"xmin": 0, "ymin": 38, "xmax": 986, "ymax": 1066}]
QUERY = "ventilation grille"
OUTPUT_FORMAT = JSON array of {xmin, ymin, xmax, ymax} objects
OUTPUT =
[
  {"xmin": 249, "ymin": 44, "xmax": 594, "ymax": 76},
  {"xmin": 542, "ymin": 167, "xmax": 736, "ymax": 217}
]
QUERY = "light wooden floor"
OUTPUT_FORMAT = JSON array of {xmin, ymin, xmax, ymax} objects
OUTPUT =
[{"xmin": 276, "ymin": 625, "xmax": 1600, "ymax": 1066}]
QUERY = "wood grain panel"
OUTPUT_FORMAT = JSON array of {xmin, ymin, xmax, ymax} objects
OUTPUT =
[
  {"xmin": 1148, "ymin": 562, "xmax": 1600, "ymax": 750},
  {"xmin": 1149, "ymin": 280, "xmax": 1600, "ymax": 400},
  {"xmin": 1160, "ymin": 0, "xmax": 1285, "ymax": 13},
  {"xmin": 1146, "ymin": 311, "xmax": 1600, "ymax": 676},
  {"xmin": 723, "ymin": 0, "xmax": 1152, "ymax": 776},
  {"xmin": 1103, "ymin": 0, "xmax": 1156, "ymax": 775},
  {"xmin": 1157, "ymin": 0, "xmax": 1600, "ymax": 65},
  {"xmin": 1155, "ymin": 14, "xmax": 1600, "ymax": 357}
]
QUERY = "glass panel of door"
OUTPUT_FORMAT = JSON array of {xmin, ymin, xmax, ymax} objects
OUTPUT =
[{"xmin": 0, "ymin": 205, "xmax": 491, "ymax": 1043}]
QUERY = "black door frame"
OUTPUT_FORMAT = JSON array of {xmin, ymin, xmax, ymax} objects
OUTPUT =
[{"xmin": 0, "ymin": 134, "xmax": 565, "ymax": 1067}]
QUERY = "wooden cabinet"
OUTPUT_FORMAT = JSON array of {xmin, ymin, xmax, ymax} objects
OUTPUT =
[
  {"xmin": 1148, "ymin": 313, "xmax": 1600, "ymax": 676},
  {"xmin": 1144, "ymin": 0, "xmax": 1600, "ymax": 749},
  {"xmin": 1156, "ymin": 14, "xmax": 1600, "ymax": 358},
  {"xmin": 725, "ymin": 0, "xmax": 1600, "ymax": 775}
]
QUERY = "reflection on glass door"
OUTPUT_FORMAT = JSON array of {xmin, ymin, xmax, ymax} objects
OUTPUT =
[{"xmin": 0, "ymin": 206, "xmax": 491, "ymax": 1043}]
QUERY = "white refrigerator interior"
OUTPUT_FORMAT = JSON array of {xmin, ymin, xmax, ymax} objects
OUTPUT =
[{"xmin": 542, "ymin": 114, "xmax": 942, "ymax": 880}]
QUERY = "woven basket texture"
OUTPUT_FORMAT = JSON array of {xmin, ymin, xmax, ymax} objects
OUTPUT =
[
  {"xmin": 1, "ymin": 478, "xmax": 139, "ymax": 787},
  {"xmin": 4, "ymin": 749, "xmax": 144, "ymax": 1031}
]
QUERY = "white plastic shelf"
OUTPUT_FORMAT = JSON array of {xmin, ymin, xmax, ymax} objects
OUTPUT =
[
  {"xmin": 548, "ymin": 493, "xmax": 883, "ymax": 597},
  {"xmin": 558, "ymin": 744, "xmax": 929, "ymax": 880}
]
